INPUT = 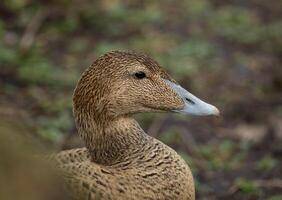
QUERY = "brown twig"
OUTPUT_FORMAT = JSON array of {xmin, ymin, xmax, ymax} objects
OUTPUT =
[
  {"xmin": 19, "ymin": 8, "xmax": 47, "ymax": 53},
  {"xmin": 254, "ymin": 179, "xmax": 282, "ymax": 188}
]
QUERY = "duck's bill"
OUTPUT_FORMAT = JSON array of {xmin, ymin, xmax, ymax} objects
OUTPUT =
[{"xmin": 165, "ymin": 80, "xmax": 220, "ymax": 116}]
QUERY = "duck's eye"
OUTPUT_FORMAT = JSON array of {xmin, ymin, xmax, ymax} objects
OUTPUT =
[{"xmin": 134, "ymin": 71, "xmax": 146, "ymax": 79}]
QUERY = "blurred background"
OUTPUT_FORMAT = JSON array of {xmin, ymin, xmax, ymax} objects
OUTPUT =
[{"xmin": 0, "ymin": 0, "xmax": 282, "ymax": 199}]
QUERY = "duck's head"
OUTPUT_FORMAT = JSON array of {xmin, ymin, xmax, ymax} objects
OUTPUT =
[{"xmin": 73, "ymin": 51, "xmax": 219, "ymax": 127}]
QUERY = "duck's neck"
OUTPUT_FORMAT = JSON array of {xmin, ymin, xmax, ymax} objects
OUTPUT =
[{"xmin": 77, "ymin": 116, "xmax": 148, "ymax": 165}]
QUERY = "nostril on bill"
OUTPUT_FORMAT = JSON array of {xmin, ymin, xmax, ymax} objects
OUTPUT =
[{"xmin": 185, "ymin": 97, "xmax": 195, "ymax": 105}]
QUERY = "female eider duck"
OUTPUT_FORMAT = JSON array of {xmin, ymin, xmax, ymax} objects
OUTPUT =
[{"xmin": 54, "ymin": 50, "xmax": 219, "ymax": 200}]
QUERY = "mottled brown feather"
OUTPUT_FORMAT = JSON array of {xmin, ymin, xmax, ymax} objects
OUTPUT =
[{"xmin": 54, "ymin": 51, "xmax": 195, "ymax": 200}]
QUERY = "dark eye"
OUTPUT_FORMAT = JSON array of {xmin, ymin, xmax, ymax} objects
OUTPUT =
[{"xmin": 134, "ymin": 71, "xmax": 146, "ymax": 79}]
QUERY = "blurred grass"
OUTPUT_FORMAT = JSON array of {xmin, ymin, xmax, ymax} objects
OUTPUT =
[{"xmin": 0, "ymin": 0, "xmax": 282, "ymax": 199}]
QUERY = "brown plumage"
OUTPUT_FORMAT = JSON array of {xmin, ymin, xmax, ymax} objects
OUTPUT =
[{"xmin": 53, "ymin": 50, "xmax": 211, "ymax": 200}]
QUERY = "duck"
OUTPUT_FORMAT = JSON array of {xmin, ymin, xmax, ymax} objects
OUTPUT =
[{"xmin": 54, "ymin": 50, "xmax": 219, "ymax": 200}]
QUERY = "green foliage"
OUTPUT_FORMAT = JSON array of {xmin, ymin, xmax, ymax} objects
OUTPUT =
[
  {"xmin": 18, "ymin": 56, "xmax": 54, "ymax": 84},
  {"xmin": 50, "ymin": 16, "xmax": 79, "ymax": 34},
  {"xmin": 196, "ymin": 140, "xmax": 247, "ymax": 170},
  {"xmin": 0, "ymin": 20, "xmax": 4, "ymax": 38},
  {"xmin": 267, "ymin": 195, "xmax": 282, "ymax": 200},
  {"xmin": 0, "ymin": 45, "xmax": 18, "ymax": 65},
  {"xmin": 105, "ymin": 4, "xmax": 162, "ymax": 25},
  {"xmin": 159, "ymin": 127, "xmax": 183, "ymax": 145},
  {"xmin": 256, "ymin": 155, "xmax": 277, "ymax": 171},
  {"xmin": 37, "ymin": 112, "xmax": 72, "ymax": 142},
  {"xmin": 3, "ymin": 0, "xmax": 29, "ymax": 10},
  {"xmin": 234, "ymin": 178, "xmax": 260, "ymax": 196},
  {"xmin": 210, "ymin": 6, "xmax": 261, "ymax": 44},
  {"xmin": 95, "ymin": 42, "xmax": 126, "ymax": 56}
]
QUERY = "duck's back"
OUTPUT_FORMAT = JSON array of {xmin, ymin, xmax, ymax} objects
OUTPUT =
[{"xmin": 54, "ymin": 137, "xmax": 195, "ymax": 200}]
